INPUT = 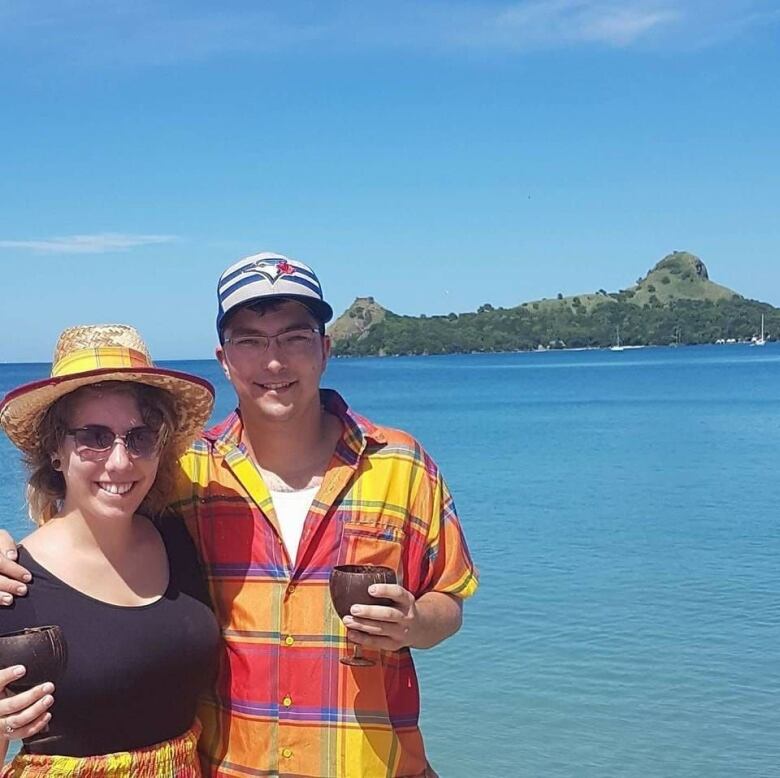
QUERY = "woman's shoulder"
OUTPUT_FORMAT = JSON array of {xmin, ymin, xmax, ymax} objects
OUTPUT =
[
  {"xmin": 150, "ymin": 515, "xmax": 210, "ymax": 606},
  {"xmin": 149, "ymin": 513, "xmax": 193, "ymax": 550},
  {"xmin": 17, "ymin": 522, "xmax": 60, "ymax": 563}
]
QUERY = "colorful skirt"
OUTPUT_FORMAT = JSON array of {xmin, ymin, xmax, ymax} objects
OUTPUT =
[{"xmin": 0, "ymin": 723, "xmax": 201, "ymax": 778}]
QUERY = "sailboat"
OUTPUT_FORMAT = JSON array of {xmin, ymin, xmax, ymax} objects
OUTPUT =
[
  {"xmin": 609, "ymin": 325, "xmax": 625, "ymax": 352},
  {"xmin": 751, "ymin": 314, "xmax": 766, "ymax": 347},
  {"xmin": 670, "ymin": 325, "xmax": 681, "ymax": 348}
]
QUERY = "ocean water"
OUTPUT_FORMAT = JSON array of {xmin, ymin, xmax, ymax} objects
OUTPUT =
[{"xmin": 1, "ymin": 345, "xmax": 779, "ymax": 777}]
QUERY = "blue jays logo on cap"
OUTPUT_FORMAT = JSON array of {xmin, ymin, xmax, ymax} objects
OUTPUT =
[
  {"xmin": 216, "ymin": 252, "xmax": 333, "ymax": 333},
  {"xmin": 239, "ymin": 258, "xmax": 298, "ymax": 285}
]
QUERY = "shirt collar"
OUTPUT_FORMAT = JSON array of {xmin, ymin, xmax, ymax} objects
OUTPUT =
[{"xmin": 203, "ymin": 388, "xmax": 386, "ymax": 463}]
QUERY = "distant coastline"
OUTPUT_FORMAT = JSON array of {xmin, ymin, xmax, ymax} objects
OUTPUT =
[
  {"xmin": 329, "ymin": 252, "xmax": 778, "ymax": 358},
  {"xmin": 331, "ymin": 340, "xmax": 778, "ymax": 360}
]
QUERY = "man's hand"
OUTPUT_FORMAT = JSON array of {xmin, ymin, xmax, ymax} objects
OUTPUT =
[
  {"xmin": 0, "ymin": 529, "xmax": 31, "ymax": 605},
  {"xmin": 0, "ymin": 666, "xmax": 55, "ymax": 742},
  {"xmin": 343, "ymin": 584, "xmax": 419, "ymax": 652},
  {"xmin": 343, "ymin": 586, "xmax": 462, "ymax": 652}
]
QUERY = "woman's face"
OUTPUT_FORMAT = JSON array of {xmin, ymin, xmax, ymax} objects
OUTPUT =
[{"xmin": 56, "ymin": 388, "xmax": 161, "ymax": 522}]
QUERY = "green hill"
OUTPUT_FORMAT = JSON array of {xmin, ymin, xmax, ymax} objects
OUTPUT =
[
  {"xmin": 329, "ymin": 252, "xmax": 776, "ymax": 356},
  {"xmin": 520, "ymin": 251, "xmax": 739, "ymax": 315},
  {"xmin": 326, "ymin": 296, "xmax": 387, "ymax": 341},
  {"xmin": 630, "ymin": 251, "xmax": 737, "ymax": 306}
]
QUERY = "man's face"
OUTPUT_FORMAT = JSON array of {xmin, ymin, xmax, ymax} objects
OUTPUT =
[{"xmin": 217, "ymin": 300, "xmax": 330, "ymax": 424}]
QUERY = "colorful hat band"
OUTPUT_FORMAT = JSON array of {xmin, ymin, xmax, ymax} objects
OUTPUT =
[{"xmin": 51, "ymin": 347, "xmax": 152, "ymax": 378}]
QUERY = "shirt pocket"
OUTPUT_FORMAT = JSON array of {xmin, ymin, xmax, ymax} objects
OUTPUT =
[{"xmin": 336, "ymin": 514, "xmax": 406, "ymax": 577}]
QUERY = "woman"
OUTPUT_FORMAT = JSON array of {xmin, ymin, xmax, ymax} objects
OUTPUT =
[{"xmin": 0, "ymin": 324, "xmax": 220, "ymax": 777}]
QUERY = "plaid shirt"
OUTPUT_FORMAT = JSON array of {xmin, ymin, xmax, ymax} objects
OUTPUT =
[{"xmin": 170, "ymin": 390, "xmax": 478, "ymax": 778}]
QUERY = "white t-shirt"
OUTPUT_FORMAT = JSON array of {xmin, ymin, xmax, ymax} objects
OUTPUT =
[{"xmin": 269, "ymin": 486, "xmax": 319, "ymax": 561}]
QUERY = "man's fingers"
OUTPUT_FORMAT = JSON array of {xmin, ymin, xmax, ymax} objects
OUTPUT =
[
  {"xmin": 0, "ymin": 531, "xmax": 17, "ymax": 561},
  {"xmin": 0, "ymin": 562, "xmax": 32, "ymax": 601},
  {"xmin": 349, "ymin": 604, "xmax": 403, "ymax": 622},
  {"xmin": 347, "ymin": 630, "xmax": 399, "ymax": 651},
  {"xmin": 367, "ymin": 583, "xmax": 406, "ymax": 601},
  {"xmin": 348, "ymin": 628, "xmax": 379, "ymax": 646},
  {"xmin": 343, "ymin": 616, "xmax": 387, "ymax": 635}
]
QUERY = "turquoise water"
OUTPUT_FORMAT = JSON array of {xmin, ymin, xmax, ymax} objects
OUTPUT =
[{"xmin": 2, "ymin": 346, "xmax": 779, "ymax": 776}]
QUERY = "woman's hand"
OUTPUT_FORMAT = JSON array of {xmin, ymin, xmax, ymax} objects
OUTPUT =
[{"xmin": 0, "ymin": 666, "xmax": 54, "ymax": 742}]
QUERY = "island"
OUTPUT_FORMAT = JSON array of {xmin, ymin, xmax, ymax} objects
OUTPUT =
[{"xmin": 328, "ymin": 252, "xmax": 776, "ymax": 356}]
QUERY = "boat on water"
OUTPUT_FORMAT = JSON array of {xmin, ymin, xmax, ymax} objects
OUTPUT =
[
  {"xmin": 751, "ymin": 314, "xmax": 766, "ymax": 347},
  {"xmin": 610, "ymin": 325, "xmax": 625, "ymax": 352}
]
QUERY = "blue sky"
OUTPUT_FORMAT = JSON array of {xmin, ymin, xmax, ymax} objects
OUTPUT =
[{"xmin": 1, "ymin": 0, "xmax": 778, "ymax": 361}]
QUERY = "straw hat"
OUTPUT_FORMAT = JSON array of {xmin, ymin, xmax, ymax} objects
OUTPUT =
[{"xmin": 0, "ymin": 324, "xmax": 214, "ymax": 455}]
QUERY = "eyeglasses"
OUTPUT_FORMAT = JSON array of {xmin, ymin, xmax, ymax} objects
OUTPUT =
[
  {"xmin": 66, "ymin": 425, "xmax": 167, "ymax": 461},
  {"xmin": 223, "ymin": 327, "xmax": 322, "ymax": 356}
]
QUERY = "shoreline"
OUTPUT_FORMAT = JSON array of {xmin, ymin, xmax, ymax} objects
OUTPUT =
[{"xmin": 331, "ymin": 340, "xmax": 775, "ymax": 359}]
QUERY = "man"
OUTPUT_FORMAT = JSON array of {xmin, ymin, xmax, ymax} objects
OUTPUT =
[{"xmin": 0, "ymin": 252, "xmax": 478, "ymax": 777}]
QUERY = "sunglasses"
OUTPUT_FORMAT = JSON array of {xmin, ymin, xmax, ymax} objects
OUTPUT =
[{"xmin": 66, "ymin": 425, "xmax": 166, "ymax": 460}]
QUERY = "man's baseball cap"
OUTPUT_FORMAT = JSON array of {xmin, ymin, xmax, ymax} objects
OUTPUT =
[{"xmin": 216, "ymin": 252, "xmax": 334, "ymax": 335}]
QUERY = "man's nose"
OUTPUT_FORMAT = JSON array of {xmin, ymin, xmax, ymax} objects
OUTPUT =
[{"xmin": 263, "ymin": 338, "xmax": 287, "ymax": 367}]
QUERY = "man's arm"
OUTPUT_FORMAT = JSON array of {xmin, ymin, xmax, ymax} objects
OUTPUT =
[
  {"xmin": 343, "ymin": 446, "xmax": 476, "ymax": 653},
  {"xmin": 344, "ymin": 586, "xmax": 463, "ymax": 651},
  {"xmin": 0, "ymin": 530, "xmax": 31, "ymax": 604}
]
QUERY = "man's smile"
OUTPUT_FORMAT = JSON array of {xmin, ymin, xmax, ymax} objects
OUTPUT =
[{"xmin": 255, "ymin": 380, "xmax": 296, "ymax": 391}]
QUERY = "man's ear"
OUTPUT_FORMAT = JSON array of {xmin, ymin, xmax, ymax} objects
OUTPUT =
[{"xmin": 216, "ymin": 346, "xmax": 230, "ymax": 381}]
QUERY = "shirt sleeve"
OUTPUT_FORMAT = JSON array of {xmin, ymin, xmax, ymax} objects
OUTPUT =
[
  {"xmin": 161, "ymin": 449, "xmax": 204, "ymax": 550},
  {"xmin": 404, "ymin": 453, "xmax": 479, "ymax": 600}
]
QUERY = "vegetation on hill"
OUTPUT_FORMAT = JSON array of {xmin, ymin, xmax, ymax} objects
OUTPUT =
[
  {"xmin": 326, "ymin": 296, "xmax": 387, "ymax": 341},
  {"xmin": 329, "ymin": 252, "xmax": 777, "ymax": 356}
]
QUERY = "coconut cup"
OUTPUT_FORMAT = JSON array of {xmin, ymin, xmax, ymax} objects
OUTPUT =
[{"xmin": 0, "ymin": 625, "xmax": 67, "ymax": 692}]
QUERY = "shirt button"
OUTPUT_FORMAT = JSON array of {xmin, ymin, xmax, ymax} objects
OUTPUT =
[
  {"xmin": 282, "ymin": 695, "xmax": 292, "ymax": 708},
  {"xmin": 284, "ymin": 635, "xmax": 295, "ymax": 647},
  {"xmin": 282, "ymin": 748, "xmax": 293, "ymax": 759},
  {"xmin": 288, "ymin": 584, "xmax": 296, "ymax": 594}
]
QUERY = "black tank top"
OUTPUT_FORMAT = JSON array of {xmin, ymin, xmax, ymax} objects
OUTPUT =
[{"xmin": 1, "ymin": 518, "xmax": 220, "ymax": 757}]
